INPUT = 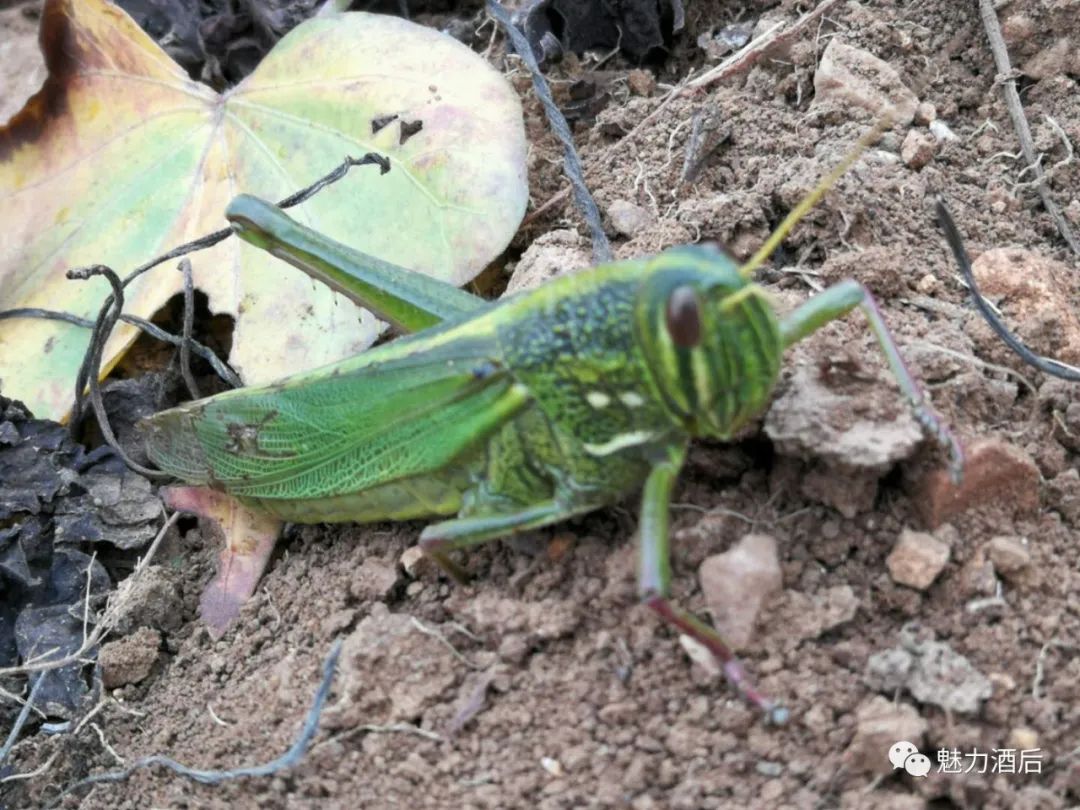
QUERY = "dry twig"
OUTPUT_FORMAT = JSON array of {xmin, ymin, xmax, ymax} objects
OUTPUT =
[
  {"xmin": 685, "ymin": 0, "xmax": 842, "ymax": 92},
  {"xmin": 178, "ymin": 258, "xmax": 201, "ymax": 400},
  {"xmin": 0, "ymin": 308, "xmax": 242, "ymax": 388},
  {"xmin": 487, "ymin": 0, "xmax": 611, "ymax": 262},
  {"xmin": 977, "ymin": 0, "xmax": 1080, "ymax": 257},
  {"xmin": 0, "ymin": 675, "xmax": 46, "ymax": 768}
]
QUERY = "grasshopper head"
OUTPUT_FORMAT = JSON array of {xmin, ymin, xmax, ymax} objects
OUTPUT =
[
  {"xmin": 633, "ymin": 119, "xmax": 893, "ymax": 439},
  {"xmin": 635, "ymin": 244, "xmax": 783, "ymax": 439}
]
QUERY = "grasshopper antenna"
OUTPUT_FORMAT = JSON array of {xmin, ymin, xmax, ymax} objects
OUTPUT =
[{"xmin": 738, "ymin": 115, "xmax": 894, "ymax": 280}]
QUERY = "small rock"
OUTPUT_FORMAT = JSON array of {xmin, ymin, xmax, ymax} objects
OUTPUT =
[
  {"xmin": 756, "ymin": 760, "xmax": 783, "ymax": 777},
  {"xmin": 697, "ymin": 22, "xmax": 753, "ymax": 60},
  {"xmin": 896, "ymin": 628, "xmax": 989, "ymax": 711},
  {"xmin": 929, "ymin": 119, "xmax": 958, "ymax": 142},
  {"xmin": 988, "ymin": 672, "xmax": 1016, "ymax": 693},
  {"xmin": 865, "ymin": 647, "xmax": 914, "ymax": 692},
  {"xmin": 907, "ymin": 640, "xmax": 992, "ymax": 714},
  {"xmin": 1000, "ymin": 13, "xmax": 1035, "ymax": 47},
  {"xmin": 901, "ymin": 130, "xmax": 936, "ymax": 170},
  {"xmin": 1008, "ymin": 727, "xmax": 1038, "ymax": 750},
  {"xmin": 765, "ymin": 364, "xmax": 923, "ymax": 470},
  {"xmin": 400, "ymin": 546, "xmax": 435, "ymax": 579},
  {"xmin": 1032, "ymin": 439, "xmax": 1067, "ymax": 479},
  {"xmin": 1065, "ymin": 198, "xmax": 1080, "ymax": 227},
  {"xmin": 506, "ymin": 230, "xmax": 590, "ymax": 295},
  {"xmin": 956, "ymin": 549, "xmax": 998, "ymax": 599},
  {"xmin": 933, "ymin": 523, "xmax": 960, "ymax": 549},
  {"xmin": 844, "ymin": 695, "xmax": 927, "ymax": 774},
  {"xmin": 986, "ymin": 536, "xmax": 1031, "ymax": 577},
  {"xmin": 914, "ymin": 438, "xmax": 1040, "ymax": 528},
  {"xmin": 801, "ymin": 703, "xmax": 832, "ymax": 734},
  {"xmin": 814, "ymin": 585, "xmax": 861, "ymax": 632},
  {"xmin": 764, "ymin": 362, "xmax": 923, "ymax": 516},
  {"xmin": 915, "ymin": 273, "xmax": 941, "ymax": 295},
  {"xmin": 679, "ymin": 634, "xmax": 720, "ymax": 676},
  {"xmin": 111, "ymin": 565, "xmax": 184, "ymax": 635},
  {"xmin": 497, "ymin": 633, "xmax": 529, "ymax": 664},
  {"xmin": 886, "ymin": 529, "xmax": 950, "ymax": 590},
  {"xmin": 607, "ymin": 200, "xmax": 654, "ymax": 238},
  {"xmin": 698, "ymin": 533, "xmax": 782, "ymax": 650},
  {"xmin": 626, "ymin": 69, "xmax": 655, "ymax": 97},
  {"xmin": 770, "ymin": 585, "xmax": 859, "ymax": 642},
  {"xmin": 349, "ymin": 558, "xmax": 401, "ymax": 601},
  {"xmin": 813, "ymin": 40, "xmax": 918, "ymax": 125},
  {"xmin": 99, "ymin": 628, "xmax": 161, "ymax": 689},
  {"xmin": 913, "ymin": 101, "xmax": 937, "ymax": 125},
  {"xmin": 540, "ymin": 756, "xmax": 564, "ymax": 777}
]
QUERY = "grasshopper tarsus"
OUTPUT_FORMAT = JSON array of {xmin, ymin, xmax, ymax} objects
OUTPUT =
[{"xmin": 643, "ymin": 594, "xmax": 786, "ymax": 723}]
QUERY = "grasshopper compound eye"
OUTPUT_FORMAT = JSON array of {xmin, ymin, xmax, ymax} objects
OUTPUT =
[{"xmin": 665, "ymin": 285, "xmax": 702, "ymax": 348}]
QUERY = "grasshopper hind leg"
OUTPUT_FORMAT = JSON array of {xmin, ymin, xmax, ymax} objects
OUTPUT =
[
  {"xmin": 419, "ymin": 500, "xmax": 596, "ymax": 583},
  {"xmin": 420, "ymin": 440, "xmax": 788, "ymax": 721}
]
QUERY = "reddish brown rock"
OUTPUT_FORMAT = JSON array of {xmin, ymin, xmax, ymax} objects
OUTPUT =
[
  {"xmin": 986, "ymin": 536, "xmax": 1031, "ymax": 578},
  {"xmin": 971, "ymin": 247, "xmax": 1080, "ymax": 365},
  {"xmin": 886, "ymin": 529, "xmax": 949, "ymax": 591},
  {"xmin": 901, "ymin": 130, "xmax": 936, "ymax": 169},
  {"xmin": 99, "ymin": 628, "xmax": 161, "ymax": 689},
  {"xmin": 913, "ymin": 439, "xmax": 1040, "ymax": 528},
  {"xmin": 913, "ymin": 101, "xmax": 936, "ymax": 125}
]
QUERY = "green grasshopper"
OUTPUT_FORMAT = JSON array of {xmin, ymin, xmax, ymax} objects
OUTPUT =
[{"xmin": 143, "ymin": 124, "xmax": 963, "ymax": 721}]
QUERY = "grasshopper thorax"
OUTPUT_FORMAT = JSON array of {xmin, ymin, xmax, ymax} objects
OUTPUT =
[{"xmin": 634, "ymin": 244, "xmax": 783, "ymax": 440}]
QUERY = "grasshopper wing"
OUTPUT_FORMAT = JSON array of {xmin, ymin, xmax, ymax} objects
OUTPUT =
[{"xmin": 144, "ymin": 331, "xmax": 530, "ymax": 500}]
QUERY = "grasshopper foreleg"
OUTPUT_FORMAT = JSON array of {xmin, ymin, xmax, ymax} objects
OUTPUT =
[
  {"xmin": 779, "ymin": 280, "xmax": 964, "ymax": 483},
  {"xmin": 638, "ymin": 447, "xmax": 789, "ymax": 724}
]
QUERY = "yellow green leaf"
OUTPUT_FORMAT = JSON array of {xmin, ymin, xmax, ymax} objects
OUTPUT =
[{"xmin": 0, "ymin": 0, "xmax": 527, "ymax": 420}]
